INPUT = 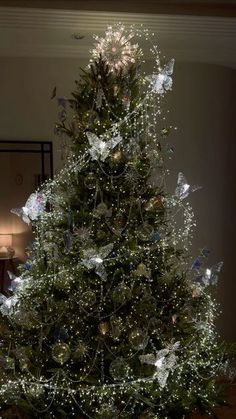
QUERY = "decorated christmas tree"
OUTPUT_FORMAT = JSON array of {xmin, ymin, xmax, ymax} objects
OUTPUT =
[{"xmin": 0, "ymin": 25, "xmax": 227, "ymax": 418}]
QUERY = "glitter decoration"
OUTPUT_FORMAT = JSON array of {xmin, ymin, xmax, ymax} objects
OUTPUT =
[
  {"xmin": 11, "ymin": 192, "xmax": 45, "ymax": 224},
  {"xmin": 52, "ymin": 343, "xmax": 71, "ymax": 365},
  {"xmin": 92, "ymin": 25, "xmax": 140, "ymax": 73}
]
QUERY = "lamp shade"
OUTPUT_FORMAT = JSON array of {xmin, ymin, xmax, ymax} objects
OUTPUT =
[{"xmin": 0, "ymin": 234, "xmax": 12, "ymax": 247}]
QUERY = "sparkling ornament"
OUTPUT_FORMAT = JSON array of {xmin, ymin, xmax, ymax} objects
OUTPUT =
[
  {"xmin": 144, "ymin": 195, "xmax": 164, "ymax": 211},
  {"xmin": 129, "ymin": 328, "xmax": 149, "ymax": 350},
  {"xmin": 99, "ymin": 321, "xmax": 110, "ymax": 335},
  {"xmin": 193, "ymin": 261, "xmax": 223, "ymax": 287},
  {"xmin": 84, "ymin": 172, "xmax": 97, "ymax": 189},
  {"xmin": 147, "ymin": 59, "xmax": 175, "ymax": 94},
  {"xmin": 80, "ymin": 290, "xmax": 96, "ymax": 308},
  {"xmin": 175, "ymin": 172, "xmax": 201, "ymax": 200},
  {"xmin": 109, "ymin": 357, "xmax": 130, "ymax": 381},
  {"xmin": 52, "ymin": 342, "xmax": 71, "ymax": 365},
  {"xmin": 112, "ymin": 149, "xmax": 123, "ymax": 162},
  {"xmin": 112, "ymin": 283, "xmax": 132, "ymax": 305},
  {"xmin": 86, "ymin": 131, "xmax": 122, "ymax": 162},
  {"xmin": 11, "ymin": 192, "xmax": 45, "ymax": 225},
  {"xmin": 139, "ymin": 341, "xmax": 179, "ymax": 388},
  {"xmin": 92, "ymin": 25, "xmax": 140, "ymax": 73},
  {"xmin": 82, "ymin": 243, "xmax": 113, "ymax": 280},
  {"xmin": 74, "ymin": 341, "xmax": 87, "ymax": 360},
  {"xmin": 133, "ymin": 263, "xmax": 151, "ymax": 279}
]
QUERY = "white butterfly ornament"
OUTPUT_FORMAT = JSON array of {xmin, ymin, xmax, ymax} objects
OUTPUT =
[
  {"xmin": 175, "ymin": 172, "xmax": 201, "ymax": 200},
  {"xmin": 86, "ymin": 132, "xmax": 122, "ymax": 162},
  {"xmin": 148, "ymin": 59, "xmax": 175, "ymax": 94},
  {"xmin": 11, "ymin": 192, "xmax": 45, "ymax": 225}
]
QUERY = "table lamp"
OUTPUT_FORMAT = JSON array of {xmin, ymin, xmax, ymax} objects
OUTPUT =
[{"xmin": 0, "ymin": 234, "xmax": 14, "ymax": 258}]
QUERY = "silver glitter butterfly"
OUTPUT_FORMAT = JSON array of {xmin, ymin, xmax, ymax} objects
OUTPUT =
[
  {"xmin": 7, "ymin": 271, "xmax": 31, "ymax": 292},
  {"xmin": 148, "ymin": 59, "xmax": 175, "ymax": 94},
  {"xmin": 139, "ymin": 341, "xmax": 179, "ymax": 388},
  {"xmin": 86, "ymin": 132, "xmax": 122, "ymax": 162},
  {"xmin": 11, "ymin": 192, "xmax": 45, "ymax": 225},
  {"xmin": 81, "ymin": 243, "xmax": 114, "ymax": 280},
  {"xmin": 194, "ymin": 261, "xmax": 223, "ymax": 287},
  {"xmin": 175, "ymin": 172, "xmax": 201, "ymax": 200},
  {"xmin": 0, "ymin": 294, "xmax": 18, "ymax": 316}
]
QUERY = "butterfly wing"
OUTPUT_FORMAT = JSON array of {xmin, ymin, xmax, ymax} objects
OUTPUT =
[
  {"xmin": 99, "ymin": 243, "xmax": 114, "ymax": 259},
  {"xmin": 210, "ymin": 261, "xmax": 223, "ymax": 285},
  {"xmin": 10, "ymin": 207, "xmax": 30, "ymax": 225},
  {"xmin": 163, "ymin": 58, "xmax": 175, "ymax": 76},
  {"xmin": 86, "ymin": 132, "xmax": 99, "ymax": 147},
  {"xmin": 139, "ymin": 353, "xmax": 156, "ymax": 366},
  {"xmin": 175, "ymin": 172, "xmax": 190, "ymax": 200},
  {"xmin": 25, "ymin": 192, "xmax": 45, "ymax": 221}
]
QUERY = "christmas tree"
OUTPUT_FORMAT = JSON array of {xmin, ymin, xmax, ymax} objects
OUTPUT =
[{"xmin": 0, "ymin": 25, "xmax": 226, "ymax": 419}]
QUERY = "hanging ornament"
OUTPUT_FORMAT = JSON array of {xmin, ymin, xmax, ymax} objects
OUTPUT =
[
  {"xmin": 93, "ymin": 202, "xmax": 112, "ymax": 219},
  {"xmin": 86, "ymin": 131, "xmax": 122, "ymax": 162},
  {"xmin": 109, "ymin": 357, "xmax": 130, "ymax": 381},
  {"xmin": 99, "ymin": 321, "xmax": 110, "ymax": 335},
  {"xmin": 82, "ymin": 243, "xmax": 113, "ymax": 280},
  {"xmin": 112, "ymin": 149, "xmax": 123, "ymax": 162},
  {"xmin": 128, "ymin": 328, "xmax": 149, "ymax": 350},
  {"xmin": 175, "ymin": 172, "xmax": 201, "ymax": 200},
  {"xmin": 144, "ymin": 195, "xmax": 164, "ymax": 211},
  {"xmin": 84, "ymin": 172, "xmax": 97, "ymax": 189},
  {"xmin": 149, "ymin": 230, "xmax": 161, "ymax": 243},
  {"xmin": 133, "ymin": 263, "xmax": 151, "ymax": 279},
  {"xmin": 147, "ymin": 59, "xmax": 175, "ymax": 94},
  {"xmin": 74, "ymin": 341, "xmax": 87, "ymax": 360},
  {"xmin": 52, "ymin": 342, "xmax": 71, "ymax": 365},
  {"xmin": 136, "ymin": 223, "xmax": 153, "ymax": 241},
  {"xmin": 111, "ymin": 212, "xmax": 126, "ymax": 235},
  {"xmin": 112, "ymin": 283, "xmax": 132, "ymax": 305},
  {"xmin": 11, "ymin": 192, "xmax": 46, "ymax": 225},
  {"xmin": 172, "ymin": 314, "xmax": 177, "ymax": 324}
]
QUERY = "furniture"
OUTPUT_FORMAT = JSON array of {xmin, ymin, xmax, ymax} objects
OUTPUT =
[{"xmin": 0, "ymin": 256, "xmax": 17, "ymax": 293}]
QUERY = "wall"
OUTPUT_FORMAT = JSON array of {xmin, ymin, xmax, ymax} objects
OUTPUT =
[{"xmin": 0, "ymin": 56, "xmax": 235, "ymax": 340}]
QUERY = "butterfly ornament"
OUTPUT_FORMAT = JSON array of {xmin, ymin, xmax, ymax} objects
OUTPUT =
[
  {"xmin": 148, "ymin": 59, "xmax": 175, "ymax": 94},
  {"xmin": 7, "ymin": 271, "xmax": 31, "ymax": 292},
  {"xmin": 0, "ymin": 294, "xmax": 18, "ymax": 317},
  {"xmin": 81, "ymin": 243, "xmax": 114, "ymax": 280},
  {"xmin": 175, "ymin": 172, "xmax": 201, "ymax": 200},
  {"xmin": 11, "ymin": 192, "xmax": 45, "ymax": 225},
  {"xmin": 194, "ymin": 261, "xmax": 223, "ymax": 287},
  {"xmin": 139, "ymin": 341, "xmax": 180, "ymax": 388},
  {"xmin": 86, "ymin": 132, "xmax": 122, "ymax": 162}
]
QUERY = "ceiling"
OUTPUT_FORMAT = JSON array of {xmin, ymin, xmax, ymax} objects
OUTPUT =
[
  {"xmin": 1, "ymin": 1, "xmax": 236, "ymax": 17},
  {"xmin": 0, "ymin": 6, "xmax": 236, "ymax": 68}
]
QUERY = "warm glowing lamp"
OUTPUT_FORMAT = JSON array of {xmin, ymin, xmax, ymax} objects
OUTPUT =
[{"xmin": 0, "ymin": 234, "xmax": 14, "ymax": 258}]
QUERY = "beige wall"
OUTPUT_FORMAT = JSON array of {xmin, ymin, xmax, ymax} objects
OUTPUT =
[{"xmin": 0, "ymin": 57, "xmax": 235, "ymax": 340}]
